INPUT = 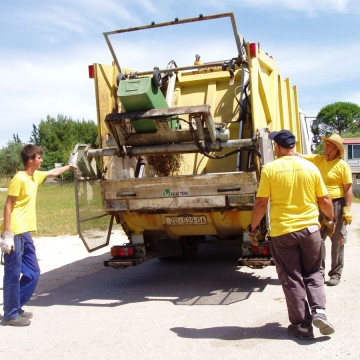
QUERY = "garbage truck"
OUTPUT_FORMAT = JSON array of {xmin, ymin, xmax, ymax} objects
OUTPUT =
[{"xmin": 74, "ymin": 13, "xmax": 312, "ymax": 270}]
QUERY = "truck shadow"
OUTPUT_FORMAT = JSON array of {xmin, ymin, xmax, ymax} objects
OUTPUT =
[{"xmin": 29, "ymin": 243, "xmax": 279, "ymax": 308}]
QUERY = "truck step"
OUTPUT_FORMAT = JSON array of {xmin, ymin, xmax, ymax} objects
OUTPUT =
[{"xmin": 237, "ymin": 256, "xmax": 275, "ymax": 269}]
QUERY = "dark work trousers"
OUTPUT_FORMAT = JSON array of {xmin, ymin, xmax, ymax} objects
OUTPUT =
[
  {"xmin": 320, "ymin": 198, "xmax": 347, "ymax": 280},
  {"xmin": 3, "ymin": 232, "xmax": 40, "ymax": 320},
  {"xmin": 270, "ymin": 226, "xmax": 326, "ymax": 328}
]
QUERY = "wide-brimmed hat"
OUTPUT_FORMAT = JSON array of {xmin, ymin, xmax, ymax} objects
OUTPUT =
[
  {"xmin": 321, "ymin": 134, "xmax": 344, "ymax": 157},
  {"xmin": 268, "ymin": 129, "xmax": 296, "ymax": 148}
]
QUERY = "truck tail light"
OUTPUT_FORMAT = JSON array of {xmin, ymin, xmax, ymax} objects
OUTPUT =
[
  {"xmin": 249, "ymin": 43, "xmax": 257, "ymax": 58},
  {"xmin": 262, "ymin": 244, "xmax": 270, "ymax": 256},
  {"xmin": 88, "ymin": 65, "xmax": 94, "ymax": 78},
  {"xmin": 251, "ymin": 244, "xmax": 270, "ymax": 256},
  {"xmin": 111, "ymin": 245, "xmax": 135, "ymax": 257}
]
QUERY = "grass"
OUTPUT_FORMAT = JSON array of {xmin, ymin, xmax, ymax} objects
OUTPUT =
[
  {"xmin": 36, "ymin": 183, "xmax": 78, "ymax": 236},
  {"xmin": 0, "ymin": 182, "xmax": 78, "ymax": 236}
]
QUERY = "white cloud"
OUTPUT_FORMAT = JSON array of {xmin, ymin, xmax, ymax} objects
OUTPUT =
[
  {"xmin": 268, "ymin": 41, "xmax": 360, "ymax": 87},
  {"xmin": 233, "ymin": 0, "xmax": 360, "ymax": 15}
]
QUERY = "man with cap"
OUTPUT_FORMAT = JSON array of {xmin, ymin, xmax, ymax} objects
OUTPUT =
[
  {"xmin": 250, "ymin": 129, "xmax": 336, "ymax": 340},
  {"xmin": 297, "ymin": 134, "xmax": 353, "ymax": 286}
]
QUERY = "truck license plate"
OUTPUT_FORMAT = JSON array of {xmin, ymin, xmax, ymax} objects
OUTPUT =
[{"xmin": 165, "ymin": 216, "xmax": 207, "ymax": 225}]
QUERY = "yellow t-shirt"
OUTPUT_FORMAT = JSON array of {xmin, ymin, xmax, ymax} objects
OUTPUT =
[
  {"xmin": 257, "ymin": 156, "xmax": 328, "ymax": 237},
  {"xmin": 2, "ymin": 170, "xmax": 47, "ymax": 234},
  {"xmin": 301, "ymin": 154, "xmax": 352, "ymax": 199}
]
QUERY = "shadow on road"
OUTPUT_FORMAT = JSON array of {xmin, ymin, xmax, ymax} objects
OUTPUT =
[
  {"xmin": 30, "ymin": 243, "xmax": 279, "ymax": 309},
  {"xmin": 170, "ymin": 323, "xmax": 331, "ymax": 343}
]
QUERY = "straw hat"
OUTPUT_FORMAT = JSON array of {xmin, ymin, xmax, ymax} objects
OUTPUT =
[{"xmin": 321, "ymin": 134, "xmax": 344, "ymax": 157}]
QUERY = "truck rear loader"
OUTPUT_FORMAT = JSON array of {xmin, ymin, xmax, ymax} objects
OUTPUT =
[{"xmin": 74, "ymin": 13, "xmax": 312, "ymax": 270}]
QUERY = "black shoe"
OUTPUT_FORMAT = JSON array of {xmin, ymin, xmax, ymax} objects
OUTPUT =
[
  {"xmin": 288, "ymin": 324, "xmax": 314, "ymax": 340},
  {"xmin": 3, "ymin": 316, "xmax": 31, "ymax": 327},
  {"xmin": 312, "ymin": 313, "xmax": 335, "ymax": 335}
]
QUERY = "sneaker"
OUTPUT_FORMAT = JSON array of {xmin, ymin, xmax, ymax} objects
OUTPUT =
[
  {"xmin": 288, "ymin": 324, "xmax": 314, "ymax": 340},
  {"xmin": 19, "ymin": 310, "xmax": 33, "ymax": 319},
  {"xmin": 312, "ymin": 313, "xmax": 335, "ymax": 335},
  {"xmin": 326, "ymin": 277, "xmax": 340, "ymax": 286},
  {"xmin": 3, "ymin": 315, "xmax": 31, "ymax": 327}
]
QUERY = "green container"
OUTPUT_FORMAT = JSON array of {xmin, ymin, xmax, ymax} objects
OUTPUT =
[{"xmin": 118, "ymin": 78, "xmax": 170, "ymax": 133}]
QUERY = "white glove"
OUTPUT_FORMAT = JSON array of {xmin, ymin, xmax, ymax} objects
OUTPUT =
[
  {"xmin": 68, "ymin": 152, "xmax": 78, "ymax": 169},
  {"xmin": 1, "ymin": 231, "xmax": 15, "ymax": 254}
]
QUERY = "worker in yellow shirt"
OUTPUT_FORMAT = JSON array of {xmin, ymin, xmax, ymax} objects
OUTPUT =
[
  {"xmin": 250, "ymin": 129, "xmax": 335, "ymax": 340},
  {"xmin": 0, "ymin": 144, "xmax": 77, "ymax": 326},
  {"xmin": 297, "ymin": 134, "xmax": 353, "ymax": 286}
]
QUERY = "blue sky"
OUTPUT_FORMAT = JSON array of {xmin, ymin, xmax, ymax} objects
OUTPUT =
[{"xmin": 0, "ymin": 0, "xmax": 359, "ymax": 148}]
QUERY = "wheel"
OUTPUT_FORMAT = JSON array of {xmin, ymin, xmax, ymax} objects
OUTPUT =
[{"xmin": 152, "ymin": 68, "xmax": 162, "ymax": 88}]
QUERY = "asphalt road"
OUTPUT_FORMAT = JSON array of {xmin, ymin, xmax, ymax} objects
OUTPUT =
[{"xmin": 1, "ymin": 204, "xmax": 360, "ymax": 360}]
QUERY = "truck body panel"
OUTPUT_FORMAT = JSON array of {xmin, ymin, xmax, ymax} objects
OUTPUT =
[{"xmin": 75, "ymin": 13, "xmax": 310, "ymax": 269}]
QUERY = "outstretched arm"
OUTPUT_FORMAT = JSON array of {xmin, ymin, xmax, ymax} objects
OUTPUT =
[{"xmin": 45, "ymin": 165, "xmax": 74, "ymax": 179}]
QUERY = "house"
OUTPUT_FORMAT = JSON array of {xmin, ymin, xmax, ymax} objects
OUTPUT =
[{"xmin": 343, "ymin": 138, "xmax": 360, "ymax": 196}]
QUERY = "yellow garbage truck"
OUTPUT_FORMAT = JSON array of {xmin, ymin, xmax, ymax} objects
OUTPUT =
[{"xmin": 74, "ymin": 13, "xmax": 312, "ymax": 269}]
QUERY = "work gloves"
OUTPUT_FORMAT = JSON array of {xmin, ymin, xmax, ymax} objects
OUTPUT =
[
  {"xmin": 1, "ymin": 231, "xmax": 14, "ymax": 254},
  {"xmin": 320, "ymin": 218, "xmax": 336, "ymax": 238},
  {"xmin": 68, "ymin": 151, "xmax": 78, "ymax": 169},
  {"xmin": 342, "ymin": 206, "xmax": 352, "ymax": 225},
  {"xmin": 248, "ymin": 225, "xmax": 261, "ymax": 246}
]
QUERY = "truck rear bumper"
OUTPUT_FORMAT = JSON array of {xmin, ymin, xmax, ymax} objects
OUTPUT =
[{"xmin": 104, "ymin": 257, "xmax": 145, "ymax": 269}]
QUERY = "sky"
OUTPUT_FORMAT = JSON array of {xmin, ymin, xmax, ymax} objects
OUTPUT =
[{"xmin": 0, "ymin": 0, "xmax": 359, "ymax": 148}]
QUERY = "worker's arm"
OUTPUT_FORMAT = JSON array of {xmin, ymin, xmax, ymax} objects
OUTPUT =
[
  {"xmin": 342, "ymin": 183, "xmax": 353, "ymax": 225},
  {"xmin": 45, "ymin": 152, "xmax": 77, "ymax": 178},
  {"xmin": 45, "ymin": 165, "xmax": 74, "ymax": 179},
  {"xmin": 2, "ymin": 195, "xmax": 17, "ymax": 232},
  {"xmin": 317, "ymin": 194, "xmax": 334, "ymax": 221},
  {"xmin": 343, "ymin": 183, "xmax": 353, "ymax": 207},
  {"xmin": 250, "ymin": 197, "xmax": 269, "ymax": 232}
]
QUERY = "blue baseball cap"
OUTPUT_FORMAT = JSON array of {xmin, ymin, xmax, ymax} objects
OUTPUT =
[{"xmin": 268, "ymin": 129, "xmax": 296, "ymax": 148}]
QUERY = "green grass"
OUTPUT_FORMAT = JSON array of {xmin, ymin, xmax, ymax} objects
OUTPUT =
[
  {"xmin": 36, "ymin": 183, "xmax": 77, "ymax": 236},
  {"xmin": 0, "ymin": 182, "xmax": 78, "ymax": 236}
]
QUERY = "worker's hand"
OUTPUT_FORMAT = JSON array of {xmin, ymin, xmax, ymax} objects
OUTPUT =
[
  {"xmin": 248, "ymin": 225, "xmax": 260, "ymax": 246},
  {"xmin": 1, "ymin": 231, "xmax": 14, "ymax": 254},
  {"xmin": 320, "ymin": 218, "xmax": 336, "ymax": 238},
  {"xmin": 68, "ymin": 151, "xmax": 78, "ymax": 170},
  {"xmin": 342, "ymin": 206, "xmax": 352, "ymax": 225}
]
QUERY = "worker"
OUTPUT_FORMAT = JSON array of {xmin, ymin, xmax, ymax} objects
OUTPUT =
[
  {"xmin": 0, "ymin": 144, "xmax": 77, "ymax": 326},
  {"xmin": 296, "ymin": 134, "xmax": 353, "ymax": 286},
  {"xmin": 250, "ymin": 129, "xmax": 335, "ymax": 340},
  {"xmin": 194, "ymin": 54, "xmax": 203, "ymax": 66}
]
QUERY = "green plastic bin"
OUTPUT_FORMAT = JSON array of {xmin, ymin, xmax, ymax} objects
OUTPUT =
[{"xmin": 118, "ymin": 77, "xmax": 174, "ymax": 133}]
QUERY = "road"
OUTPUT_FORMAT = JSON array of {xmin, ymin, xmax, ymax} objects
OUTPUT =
[{"xmin": 1, "ymin": 204, "xmax": 359, "ymax": 360}]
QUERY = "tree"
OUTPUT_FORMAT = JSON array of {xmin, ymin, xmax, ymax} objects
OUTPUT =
[
  {"xmin": 29, "ymin": 124, "xmax": 41, "ymax": 145},
  {"xmin": 33, "ymin": 114, "xmax": 98, "ymax": 178},
  {"xmin": 36, "ymin": 114, "xmax": 97, "ymax": 159},
  {"xmin": 317, "ymin": 102, "xmax": 360, "ymax": 136},
  {"xmin": 0, "ymin": 140, "xmax": 24, "ymax": 177}
]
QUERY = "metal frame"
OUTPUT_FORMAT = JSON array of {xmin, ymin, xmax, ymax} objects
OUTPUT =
[{"xmin": 103, "ymin": 13, "xmax": 244, "ymax": 75}]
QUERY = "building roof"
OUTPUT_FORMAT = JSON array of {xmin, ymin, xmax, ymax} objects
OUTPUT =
[{"xmin": 342, "ymin": 138, "xmax": 360, "ymax": 144}]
